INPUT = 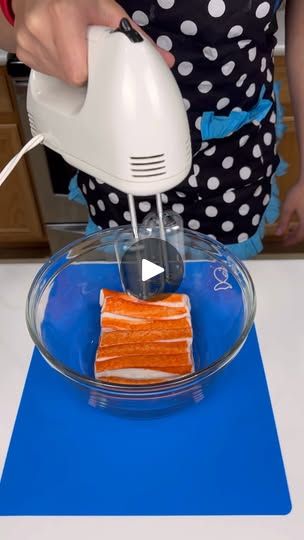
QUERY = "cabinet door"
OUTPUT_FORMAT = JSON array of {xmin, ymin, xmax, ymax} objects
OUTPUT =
[
  {"xmin": 0, "ymin": 70, "xmax": 13, "ymax": 114},
  {"xmin": 0, "ymin": 124, "xmax": 45, "ymax": 245},
  {"xmin": 277, "ymin": 116, "xmax": 300, "ymax": 201}
]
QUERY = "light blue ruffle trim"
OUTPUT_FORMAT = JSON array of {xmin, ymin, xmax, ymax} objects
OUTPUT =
[
  {"xmin": 201, "ymin": 86, "xmax": 272, "ymax": 141},
  {"xmin": 227, "ymin": 80, "xmax": 288, "ymax": 259},
  {"xmin": 68, "ymin": 174, "xmax": 101, "ymax": 235}
]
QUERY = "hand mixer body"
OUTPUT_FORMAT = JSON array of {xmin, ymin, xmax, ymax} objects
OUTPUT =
[{"xmin": 27, "ymin": 22, "xmax": 192, "ymax": 197}]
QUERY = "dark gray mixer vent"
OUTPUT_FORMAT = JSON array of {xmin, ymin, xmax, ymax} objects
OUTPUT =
[{"xmin": 130, "ymin": 154, "xmax": 166, "ymax": 178}]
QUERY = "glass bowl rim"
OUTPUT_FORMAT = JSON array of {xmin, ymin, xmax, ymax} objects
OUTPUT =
[{"xmin": 26, "ymin": 226, "xmax": 256, "ymax": 395}]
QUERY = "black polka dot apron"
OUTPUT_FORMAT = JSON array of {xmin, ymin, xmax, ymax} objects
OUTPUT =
[{"xmin": 77, "ymin": 0, "xmax": 283, "ymax": 248}]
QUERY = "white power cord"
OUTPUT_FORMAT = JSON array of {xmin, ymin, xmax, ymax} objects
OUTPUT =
[{"xmin": 0, "ymin": 134, "xmax": 44, "ymax": 188}]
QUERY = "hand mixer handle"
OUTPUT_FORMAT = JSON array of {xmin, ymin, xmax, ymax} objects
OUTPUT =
[
  {"xmin": 27, "ymin": 25, "xmax": 112, "ymax": 120},
  {"xmin": 27, "ymin": 19, "xmax": 192, "ymax": 196}
]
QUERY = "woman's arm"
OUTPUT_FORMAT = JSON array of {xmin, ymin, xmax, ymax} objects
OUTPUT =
[
  {"xmin": 276, "ymin": 0, "xmax": 304, "ymax": 245},
  {"xmin": 0, "ymin": 10, "xmax": 16, "ymax": 51}
]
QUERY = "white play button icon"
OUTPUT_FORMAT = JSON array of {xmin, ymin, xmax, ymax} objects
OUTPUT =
[
  {"xmin": 141, "ymin": 258, "xmax": 164, "ymax": 282},
  {"xmin": 120, "ymin": 237, "xmax": 184, "ymax": 300}
]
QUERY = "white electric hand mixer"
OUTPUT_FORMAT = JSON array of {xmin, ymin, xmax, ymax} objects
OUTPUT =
[{"xmin": 0, "ymin": 18, "xmax": 192, "ymax": 249}]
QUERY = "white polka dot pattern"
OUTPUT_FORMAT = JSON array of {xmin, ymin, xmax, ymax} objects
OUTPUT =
[
  {"xmin": 97, "ymin": 200, "xmax": 105, "ymax": 211},
  {"xmin": 205, "ymin": 206, "xmax": 218, "ymax": 217},
  {"xmin": 207, "ymin": 176, "xmax": 220, "ymax": 190},
  {"xmin": 208, "ymin": 0, "xmax": 226, "ymax": 18},
  {"xmin": 132, "ymin": 10, "xmax": 149, "ymax": 26},
  {"xmin": 236, "ymin": 74, "xmax": 247, "ymax": 87},
  {"xmin": 238, "ymin": 39, "xmax": 251, "ymax": 49},
  {"xmin": 188, "ymin": 219, "xmax": 200, "ymax": 230},
  {"xmin": 228, "ymin": 25, "xmax": 243, "ymax": 38},
  {"xmin": 222, "ymin": 221, "xmax": 234, "ymax": 232},
  {"xmin": 264, "ymin": 132, "xmax": 272, "ymax": 146},
  {"xmin": 254, "ymin": 186, "xmax": 263, "ymax": 197},
  {"xmin": 239, "ymin": 135, "xmax": 249, "ymax": 147},
  {"xmin": 180, "ymin": 20, "xmax": 198, "ymax": 35},
  {"xmin": 222, "ymin": 156, "xmax": 234, "ymax": 169},
  {"xmin": 198, "ymin": 81, "xmax": 213, "ymax": 94},
  {"xmin": 108, "ymin": 192, "xmax": 119, "ymax": 204},
  {"xmin": 248, "ymin": 47, "xmax": 257, "ymax": 62},
  {"xmin": 178, "ymin": 62, "xmax": 193, "ymax": 76},
  {"xmin": 239, "ymin": 167, "xmax": 252, "ymax": 180},
  {"xmin": 188, "ymin": 174, "xmax": 198, "ymax": 188},
  {"xmin": 109, "ymin": 220, "xmax": 118, "ymax": 228},
  {"xmin": 172, "ymin": 203, "xmax": 185, "ymax": 214},
  {"xmin": 263, "ymin": 194, "xmax": 270, "ymax": 206},
  {"xmin": 256, "ymin": 2, "xmax": 270, "ymax": 19},
  {"xmin": 221, "ymin": 61, "xmax": 235, "ymax": 76},
  {"xmin": 139, "ymin": 201, "xmax": 151, "ymax": 212},
  {"xmin": 239, "ymin": 204, "xmax": 250, "ymax": 216},
  {"xmin": 195, "ymin": 116, "xmax": 202, "ymax": 130},
  {"xmin": 157, "ymin": 35, "xmax": 173, "ymax": 51},
  {"xmin": 253, "ymin": 145, "xmax": 262, "ymax": 158},
  {"xmin": 246, "ymin": 83, "xmax": 256, "ymax": 97},
  {"xmin": 223, "ymin": 189, "xmax": 236, "ymax": 203},
  {"xmin": 252, "ymin": 214, "xmax": 261, "ymax": 226},
  {"xmin": 204, "ymin": 145, "xmax": 216, "ymax": 156},
  {"xmin": 183, "ymin": 98, "xmax": 190, "ymax": 111},
  {"xmin": 157, "ymin": 0, "xmax": 175, "ymax": 8},
  {"xmin": 217, "ymin": 97, "xmax": 230, "ymax": 110},
  {"xmin": 193, "ymin": 164, "xmax": 200, "ymax": 175},
  {"xmin": 238, "ymin": 233, "xmax": 249, "ymax": 243},
  {"xmin": 203, "ymin": 46, "xmax": 218, "ymax": 61}
]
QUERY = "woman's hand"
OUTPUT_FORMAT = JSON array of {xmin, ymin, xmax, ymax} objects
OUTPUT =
[
  {"xmin": 12, "ymin": 0, "xmax": 174, "ymax": 85},
  {"xmin": 276, "ymin": 180, "xmax": 304, "ymax": 246}
]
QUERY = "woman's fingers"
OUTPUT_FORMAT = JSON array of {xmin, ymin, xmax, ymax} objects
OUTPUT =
[{"xmin": 12, "ymin": 0, "xmax": 174, "ymax": 86}]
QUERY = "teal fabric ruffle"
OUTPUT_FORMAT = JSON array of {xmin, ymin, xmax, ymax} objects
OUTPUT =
[{"xmin": 201, "ymin": 86, "xmax": 272, "ymax": 141}]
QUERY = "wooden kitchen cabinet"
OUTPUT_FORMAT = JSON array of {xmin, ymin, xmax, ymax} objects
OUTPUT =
[{"xmin": 0, "ymin": 66, "xmax": 47, "ymax": 255}]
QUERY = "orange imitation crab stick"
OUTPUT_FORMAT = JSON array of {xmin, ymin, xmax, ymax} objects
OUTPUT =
[
  {"xmin": 95, "ymin": 289, "xmax": 194, "ymax": 385},
  {"xmin": 100, "ymin": 289, "xmax": 190, "ymax": 308},
  {"xmin": 102, "ymin": 297, "xmax": 188, "ymax": 320},
  {"xmin": 101, "ymin": 314, "xmax": 192, "ymax": 332},
  {"xmin": 100, "ymin": 327, "xmax": 192, "ymax": 347},
  {"xmin": 96, "ymin": 340, "xmax": 190, "ymax": 360}
]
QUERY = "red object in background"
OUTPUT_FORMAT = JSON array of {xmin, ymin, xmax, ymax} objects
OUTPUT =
[{"xmin": 0, "ymin": 0, "xmax": 15, "ymax": 26}]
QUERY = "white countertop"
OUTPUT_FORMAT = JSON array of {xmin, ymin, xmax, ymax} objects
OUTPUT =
[{"xmin": 0, "ymin": 260, "xmax": 303, "ymax": 539}]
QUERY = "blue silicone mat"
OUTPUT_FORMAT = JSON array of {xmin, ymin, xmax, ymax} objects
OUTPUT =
[
  {"xmin": 0, "ymin": 261, "xmax": 291, "ymax": 516},
  {"xmin": 0, "ymin": 329, "xmax": 291, "ymax": 516}
]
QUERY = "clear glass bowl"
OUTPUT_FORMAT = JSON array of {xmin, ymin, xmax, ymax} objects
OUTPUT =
[{"xmin": 26, "ymin": 227, "xmax": 256, "ymax": 417}]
